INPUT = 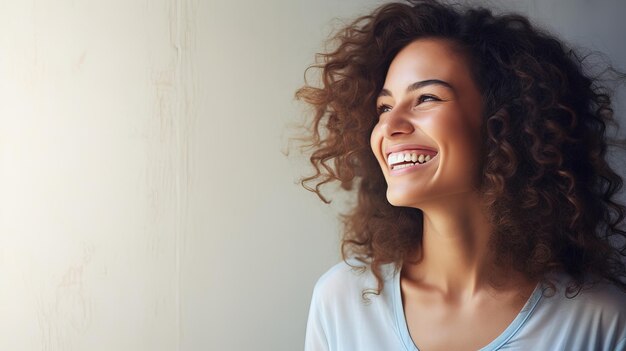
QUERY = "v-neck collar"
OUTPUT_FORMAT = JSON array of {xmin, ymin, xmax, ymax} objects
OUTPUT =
[{"xmin": 391, "ymin": 269, "xmax": 544, "ymax": 351}]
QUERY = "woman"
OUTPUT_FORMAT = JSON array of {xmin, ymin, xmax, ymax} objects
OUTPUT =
[{"xmin": 297, "ymin": 1, "xmax": 626, "ymax": 350}]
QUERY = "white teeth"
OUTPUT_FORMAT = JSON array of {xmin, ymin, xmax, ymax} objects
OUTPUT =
[
  {"xmin": 394, "ymin": 163, "xmax": 413, "ymax": 170},
  {"xmin": 387, "ymin": 151, "xmax": 437, "ymax": 170}
]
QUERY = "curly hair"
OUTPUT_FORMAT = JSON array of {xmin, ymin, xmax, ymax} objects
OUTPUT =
[{"xmin": 295, "ymin": 0, "xmax": 626, "ymax": 295}]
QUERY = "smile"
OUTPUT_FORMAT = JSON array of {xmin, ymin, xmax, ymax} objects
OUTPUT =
[{"xmin": 387, "ymin": 150, "xmax": 438, "ymax": 170}]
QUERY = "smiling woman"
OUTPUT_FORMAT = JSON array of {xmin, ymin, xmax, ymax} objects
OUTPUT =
[
  {"xmin": 296, "ymin": 0, "xmax": 626, "ymax": 350},
  {"xmin": 371, "ymin": 39, "xmax": 484, "ymax": 208}
]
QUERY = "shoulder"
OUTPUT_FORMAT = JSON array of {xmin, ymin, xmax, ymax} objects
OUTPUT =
[
  {"xmin": 310, "ymin": 260, "xmax": 396, "ymax": 308},
  {"xmin": 532, "ymin": 273, "xmax": 626, "ymax": 346},
  {"xmin": 498, "ymin": 273, "xmax": 626, "ymax": 349},
  {"xmin": 311, "ymin": 261, "xmax": 377, "ymax": 302},
  {"xmin": 305, "ymin": 261, "xmax": 405, "ymax": 350},
  {"xmin": 544, "ymin": 273, "xmax": 626, "ymax": 311}
]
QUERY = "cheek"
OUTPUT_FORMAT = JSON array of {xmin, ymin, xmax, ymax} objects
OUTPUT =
[
  {"xmin": 440, "ymin": 123, "xmax": 483, "ymax": 185},
  {"xmin": 431, "ymin": 112, "xmax": 482, "ymax": 167},
  {"xmin": 369, "ymin": 124, "xmax": 382, "ymax": 156},
  {"xmin": 369, "ymin": 124, "xmax": 389, "ymax": 173},
  {"xmin": 433, "ymin": 109, "xmax": 481, "ymax": 147}
]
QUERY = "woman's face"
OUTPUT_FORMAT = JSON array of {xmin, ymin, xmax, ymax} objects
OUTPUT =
[{"xmin": 370, "ymin": 38, "xmax": 484, "ymax": 208}]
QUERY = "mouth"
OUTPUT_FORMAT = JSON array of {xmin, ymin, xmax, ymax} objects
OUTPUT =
[{"xmin": 386, "ymin": 146, "xmax": 438, "ymax": 172}]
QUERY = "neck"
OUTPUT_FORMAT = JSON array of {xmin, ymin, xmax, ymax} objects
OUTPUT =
[{"xmin": 403, "ymin": 192, "xmax": 509, "ymax": 299}]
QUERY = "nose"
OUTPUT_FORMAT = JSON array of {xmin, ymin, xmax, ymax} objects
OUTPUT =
[{"xmin": 380, "ymin": 109, "xmax": 414, "ymax": 138}]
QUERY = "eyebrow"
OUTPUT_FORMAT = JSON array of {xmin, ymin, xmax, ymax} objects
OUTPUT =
[{"xmin": 377, "ymin": 79, "xmax": 455, "ymax": 98}]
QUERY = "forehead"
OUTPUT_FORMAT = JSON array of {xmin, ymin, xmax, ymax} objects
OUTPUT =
[{"xmin": 383, "ymin": 38, "xmax": 475, "ymax": 93}]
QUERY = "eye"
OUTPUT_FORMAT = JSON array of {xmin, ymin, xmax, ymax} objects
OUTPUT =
[
  {"xmin": 416, "ymin": 94, "xmax": 441, "ymax": 104},
  {"xmin": 377, "ymin": 104, "xmax": 392, "ymax": 115}
]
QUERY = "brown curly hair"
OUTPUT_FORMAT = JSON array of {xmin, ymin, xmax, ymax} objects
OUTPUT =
[{"xmin": 295, "ymin": 0, "xmax": 626, "ymax": 295}]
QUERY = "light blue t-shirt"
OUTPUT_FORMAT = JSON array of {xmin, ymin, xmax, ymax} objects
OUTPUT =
[{"xmin": 305, "ymin": 262, "xmax": 626, "ymax": 351}]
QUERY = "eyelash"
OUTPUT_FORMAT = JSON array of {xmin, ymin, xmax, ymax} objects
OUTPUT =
[
  {"xmin": 377, "ymin": 94, "xmax": 441, "ymax": 115},
  {"xmin": 417, "ymin": 94, "xmax": 440, "ymax": 103}
]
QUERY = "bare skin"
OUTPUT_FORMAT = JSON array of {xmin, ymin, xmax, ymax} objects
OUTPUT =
[
  {"xmin": 401, "ymin": 197, "xmax": 537, "ymax": 351},
  {"xmin": 370, "ymin": 38, "xmax": 538, "ymax": 350}
]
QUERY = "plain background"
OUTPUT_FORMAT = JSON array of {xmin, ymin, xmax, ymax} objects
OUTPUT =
[{"xmin": 0, "ymin": 0, "xmax": 624, "ymax": 350}]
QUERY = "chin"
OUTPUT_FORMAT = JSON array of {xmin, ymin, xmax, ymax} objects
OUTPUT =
[{"xmin": 386, "ymin": 189, "xmax": 419, "ymax": 208}]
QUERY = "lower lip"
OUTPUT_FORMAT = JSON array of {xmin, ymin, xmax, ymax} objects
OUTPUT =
[{"xmin": 388, "ymin": 154, "xmax": 438, "ymax": 176}]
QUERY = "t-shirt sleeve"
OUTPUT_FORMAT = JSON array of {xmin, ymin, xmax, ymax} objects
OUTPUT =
[{"xmin": 304, "ymin": 283, "xmax": 330, "ymax": 351}]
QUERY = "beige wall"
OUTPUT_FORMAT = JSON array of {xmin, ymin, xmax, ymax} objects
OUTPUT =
[
  {"xmin": 180, "ymin": 1, "xmax": 384, "ymax": 350},
  {"xmin": 0, "ymin": 0, "xmax": 382, "ymax": 350},
  {"xmin": 0, "ymin": 0, "xmax": 623, "ymax": 351}
]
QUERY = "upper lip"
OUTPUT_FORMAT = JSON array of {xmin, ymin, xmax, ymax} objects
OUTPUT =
[{"xmin": 385, "ymin": 144, "xmax": 438, "ymax": 157}]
